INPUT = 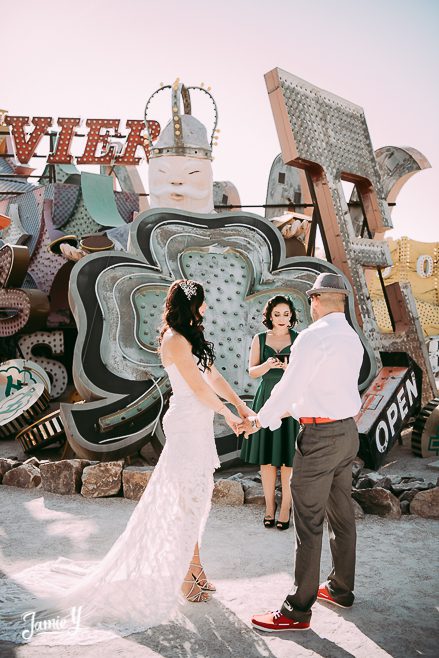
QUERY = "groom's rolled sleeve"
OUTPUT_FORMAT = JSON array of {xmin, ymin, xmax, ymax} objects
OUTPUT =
[
  {"xmin": 257, "ymin": 333, "xmax": 314, "ymax": 430},
  {"xmin": 257, "ymin": 364, "xmax": 297, "ymax": 430}
]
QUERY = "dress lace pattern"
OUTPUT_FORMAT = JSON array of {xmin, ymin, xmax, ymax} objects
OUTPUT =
[{"xmin": 0, "ymin": 363, "xmax": 220, "ymax": 645}]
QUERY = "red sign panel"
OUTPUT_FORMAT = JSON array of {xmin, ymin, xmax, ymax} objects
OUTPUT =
[{"xmin": 4, "ymin": 116, "xmax": 160, "ymax": 165}]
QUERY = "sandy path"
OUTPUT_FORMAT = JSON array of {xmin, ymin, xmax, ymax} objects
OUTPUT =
[{"xmin": 0, "ymin": 484, "xmax": 437, "ymax": 658}]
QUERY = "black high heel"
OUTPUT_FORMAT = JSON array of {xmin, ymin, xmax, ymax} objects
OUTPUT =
[
  {"xmin": 276, "ymin": 508, "xmax": 291, "ymax": 530},
  {"xmin": 263, "ymin": 503, "xmax": 277, "ymax": 528}
]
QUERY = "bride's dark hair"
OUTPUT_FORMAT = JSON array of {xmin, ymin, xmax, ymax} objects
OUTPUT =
[{"xmin": 158, "ymin": 279, "xmax": 215, "ymax": 371}]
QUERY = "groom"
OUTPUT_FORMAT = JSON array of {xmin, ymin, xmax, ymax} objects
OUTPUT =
[{"xmin": 240, "ymin": 273, "xmax": 364, "ymax": 631}]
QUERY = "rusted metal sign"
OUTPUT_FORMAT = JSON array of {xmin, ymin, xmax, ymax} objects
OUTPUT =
[
  {"xmin": 265, "ymin": 68, "xmax": 437, "ymax": 410},
  {"xmin": 356, "ymin": 358, "xmax": 422, "ymax": 468}
]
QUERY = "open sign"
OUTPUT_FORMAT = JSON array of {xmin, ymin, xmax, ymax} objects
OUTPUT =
[{"xmin": 356, "ymin": 355, "xmax": 423, "ymax": 469}]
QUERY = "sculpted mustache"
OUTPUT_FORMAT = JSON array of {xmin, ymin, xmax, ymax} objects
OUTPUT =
[{"xmin": 151, "ymin": 185, "xmax": 210, "ymax": 200}]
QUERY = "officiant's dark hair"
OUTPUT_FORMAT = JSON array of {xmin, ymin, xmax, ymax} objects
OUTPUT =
[
  {"xmin": 158, "ymin": 280, "xmax": 215, "ymax": 371},
  {"xmin": 263, "ymin": 295, "xmax": 297, "ymax": 329}
]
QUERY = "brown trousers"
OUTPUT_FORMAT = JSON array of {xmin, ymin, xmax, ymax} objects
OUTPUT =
[{"xmin": 281, "ymin": 417, "xmax": 359, "ymax": 622}]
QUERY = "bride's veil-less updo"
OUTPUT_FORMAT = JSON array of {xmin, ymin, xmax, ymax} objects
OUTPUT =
[{"xmin": 158, "ymin": 279, "xmax": 216, "ymax": 371}]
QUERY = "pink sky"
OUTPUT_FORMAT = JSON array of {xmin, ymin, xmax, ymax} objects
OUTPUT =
[{"xmin": 2, "ymin": 0, "xmax": 438, "ymax": 241}]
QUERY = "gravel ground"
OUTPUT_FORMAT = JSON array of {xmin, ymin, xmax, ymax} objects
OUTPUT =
[{"xmin": 0, "ymin": 432, "xmax": 438, "ymax": 657}]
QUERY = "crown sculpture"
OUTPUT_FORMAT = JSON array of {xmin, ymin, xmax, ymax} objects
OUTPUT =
[{"xmin": 145, "ymin": 78, "xmax": 219, "ymax": 160}]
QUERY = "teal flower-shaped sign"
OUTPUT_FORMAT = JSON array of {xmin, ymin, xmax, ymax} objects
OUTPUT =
[{"xmin": 61, "ymin": 209, "xmax": 375, "ymax": 463}]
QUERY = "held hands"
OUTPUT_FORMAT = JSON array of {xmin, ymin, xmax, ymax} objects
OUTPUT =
[
  {"xmin": 238, "ymin": 416, "xmax": 260, "ymax": 439},
  {"xmin": 220, "ymin": 401, "xmax": 260, "ymax": 437},
  {"xmin": 222, "ymin": 407, "xmax": 244, "ymax": 436},
  {"xmin": 235, "ymin": 400, "xmax": 253, "ymax": 419}
]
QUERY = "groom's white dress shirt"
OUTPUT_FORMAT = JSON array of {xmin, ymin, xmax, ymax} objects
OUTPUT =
[{"xmin": 257, "ymin": 312, "xmax": 364, "ymax": 431}]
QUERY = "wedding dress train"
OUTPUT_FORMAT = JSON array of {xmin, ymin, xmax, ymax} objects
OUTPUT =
[{"xmin": 0, "ymin": 362, "xmax": 220, "ymax": 645}]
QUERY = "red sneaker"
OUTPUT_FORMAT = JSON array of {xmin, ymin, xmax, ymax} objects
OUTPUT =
[
  {"xmin": 251, "ymin": 610, "xmax": 310, "ymax": 632},
  {"xmin": 317, "ymin": 584, "xmax": 352, "ymax": 609}
]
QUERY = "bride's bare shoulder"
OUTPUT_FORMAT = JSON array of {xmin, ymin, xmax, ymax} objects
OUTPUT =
[{"xmin": 161, "ymin": 329, "xmax": 191, "ymax": 354}]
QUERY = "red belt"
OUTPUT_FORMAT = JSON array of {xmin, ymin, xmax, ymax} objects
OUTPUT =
[{"xmin": 299, "ymin": 417, "xmax": 337, "ymax": 424}]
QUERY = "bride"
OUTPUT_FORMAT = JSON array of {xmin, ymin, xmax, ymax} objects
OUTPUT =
[{"xmin": 0, "ymin": 279, "xmax": 251, "ymax": 645}]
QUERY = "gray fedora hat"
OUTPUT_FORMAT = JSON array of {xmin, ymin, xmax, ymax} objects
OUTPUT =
[{"xmin": 306, "ymin": 273, "xmax": 349, "ymax": 297}]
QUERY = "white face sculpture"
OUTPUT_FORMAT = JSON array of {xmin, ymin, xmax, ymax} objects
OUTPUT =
[{"xmin": 148, "ymin": 155, "xmax": 214, "ymax": 213}]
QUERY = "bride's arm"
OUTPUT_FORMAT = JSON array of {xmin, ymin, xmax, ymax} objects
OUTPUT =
[
  {"xmin": 164, "ymin": 334, "xmax": 241, "ymax": 426},
  {"xmin": 203, "ymin": 365, "xmax": 252, "ymax": 417}
]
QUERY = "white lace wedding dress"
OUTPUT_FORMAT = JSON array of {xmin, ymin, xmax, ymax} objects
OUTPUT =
[{"xmin": 0, "ymin": 362, "xmax": 220, "ymax": 645}]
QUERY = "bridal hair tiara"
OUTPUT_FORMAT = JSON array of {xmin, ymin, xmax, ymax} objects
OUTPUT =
[{"xmin": 179, "ymin": 280, "xmax": 198, "ymax": 300}]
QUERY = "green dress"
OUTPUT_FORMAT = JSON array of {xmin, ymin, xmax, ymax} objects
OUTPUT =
[{"xmin": 240, "ymin": 329, "xmax": 299, "ymax": 467}]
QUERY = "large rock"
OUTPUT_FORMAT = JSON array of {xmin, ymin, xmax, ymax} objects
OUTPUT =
[
  {"xmin": 356, "ymin": 473, "xmax": 392, "ymax": 490},
  {"xmin": 212, "ymin": 479, "xmax": 244, "ymax": 506},
  {"xmin": 2, "ymin": 463, "xmax": 41, "ymax": 489},
  {"xmin": 351, "ymin": 497, "xmax": 365, "ymax": 519},
  {"xmin": 122, "ymin": 466, "xmax": 154, "ymax": 501},
  {"xmin": 356, "ymin": 477, "xmax": 374, "ymax": 490},
  {"xmin": 244, "ymin": 484, "xmax": 265, "ymax": 505},
  {"xmin": 238, "ymin": 478, "xmax": 260, "ymax": 491},
  {"xmin": 40, "ymin": 460, "xmax": 90, "ymax": 495},
  {"xmin": 410, "ymin": 488, "xmax": 439, "ymax": 519},
  {"xmin": 352, "ymin": 487, "xmax": 401, "ymax": 519},
  {"xmin": 359, "ymin": 471, "xmax": 386, "ymax": 483},
  {"xmin": 391, "ymin": 480, "xmax": 432, "ymax": 496},
  {"xmin": 372, "ymin": 476, "xmax": 392, "ymax": 490},
  {"xmin": 0, "ymin": 458, "xmax": 21, "ymax": 483},
  {"xmin": 399, "ymin": 489, "xmax": 420, "ymax": 504},
  {"xmin": 389, "ymin": 476, "xmax": 422, "ymax": 485},
  {"xmin": 227, "ymin": 473, "xmax": 244, "ymax": 481},
  {"xmin": 81, "ymin": 460, "xmax": 124, "ymax": 498}
]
